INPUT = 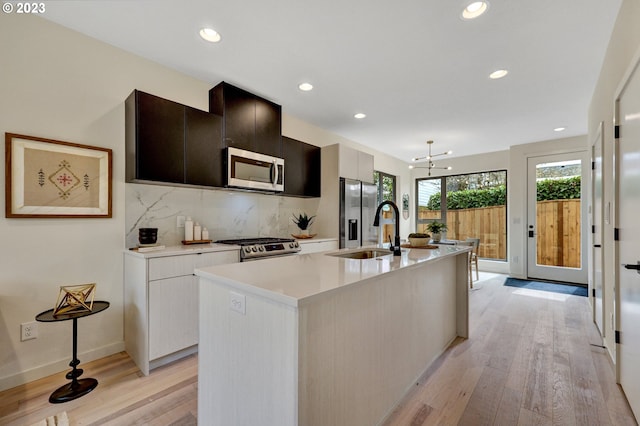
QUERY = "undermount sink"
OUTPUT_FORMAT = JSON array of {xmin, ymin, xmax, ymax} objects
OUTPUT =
[{"xmin": 328, "ymin": 249, "xmax": 393, "ymax": 260}]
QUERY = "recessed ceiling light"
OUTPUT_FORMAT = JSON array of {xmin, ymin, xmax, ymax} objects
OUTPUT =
[
  {"xmin": 354, "ymin": 113, "xmax": 366, "ymax": 119},
  {"xmin": 462, "ymin": 1, "xmax": 489, "ymax": 20},
  {"xmin": 489, "ymin": 69, "xmax": 508, "ymax": 79},
  {"xmin": 199, "ymin": 28, "xmax": 221, "ymax": 43},
  {"xmin": 554, "ymin": 127, "xmax": 566, "ymax": 132},
  {"xmin": 298, "ymin": 82, "xmax": 313, "ymax": 92}
]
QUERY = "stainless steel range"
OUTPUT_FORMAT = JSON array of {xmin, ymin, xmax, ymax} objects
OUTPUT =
[{"xmin": 216, "ymin": 237, "xmax": 300, "ymax": 261}]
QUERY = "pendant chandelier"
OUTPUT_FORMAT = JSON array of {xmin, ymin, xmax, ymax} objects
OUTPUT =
[{"xmin": 409, "ymin": 140, "xmax": 452, "ymax": 176}]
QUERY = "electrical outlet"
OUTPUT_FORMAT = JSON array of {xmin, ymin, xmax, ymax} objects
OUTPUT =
[
  {"xmin": 177, "ymin": 215, "xmax": 186, "ymax": 228},
  {"xmin": 21, "ymin": 322, "xmax": 38, "ymax": 341},
  {"xmin": 230, "ymin": 291, "xmax": 246, "ymax": 315}
]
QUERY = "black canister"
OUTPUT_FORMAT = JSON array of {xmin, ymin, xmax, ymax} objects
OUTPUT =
[{"xmin": 138, "ymin": 228, "xmax": 158, "ymax": 245}]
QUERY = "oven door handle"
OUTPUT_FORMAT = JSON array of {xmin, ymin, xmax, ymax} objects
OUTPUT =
[{"xmin": 270, "ymin": 161, "xmax": 279, "ymax": 187}]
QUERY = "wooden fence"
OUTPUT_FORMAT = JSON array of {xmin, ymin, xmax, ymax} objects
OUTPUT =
[
  {"xmin": 416, "ymin": 199, "xmax": 580, "ymax": 265},
  {"xmin": 418, "ymin": 206, "xmax": 507, "ymax": 259},
  {"xmin": 535, "ymin": 199, "xmax": 581, "ymax": 268}
]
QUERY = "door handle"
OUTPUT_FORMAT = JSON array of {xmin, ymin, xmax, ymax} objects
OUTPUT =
[
  {"xmin": 623, "ymin": 261, "xmax": 640, "ymax": 274},
  {"xmin": 528, "ymin": 230, "xmax": 535, "ymax": 238},
  {"xmin": 593, "ymin": 244, "xmax": 602, "ymax": 248}
]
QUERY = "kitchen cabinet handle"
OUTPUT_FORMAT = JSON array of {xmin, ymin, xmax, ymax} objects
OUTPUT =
[
  {"xmin": 623, "ymin": 261, "xmax": 640, "ymax": 274},
  {"xmin": 271, "ymin": 161, "xmax": 279, "ymax": 186}
]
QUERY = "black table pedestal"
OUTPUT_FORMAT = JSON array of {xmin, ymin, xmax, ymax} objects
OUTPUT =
[
  {"xmin": 49, "ymin": 378, "xmax": 98, "ymax": 404},
  {"xmin": 48, "ymin": 317, "xmax": 97, "ymax": 403},
  {"xmin": 35, "ymin": 301, "xmax": 109, "ymax": 404}
]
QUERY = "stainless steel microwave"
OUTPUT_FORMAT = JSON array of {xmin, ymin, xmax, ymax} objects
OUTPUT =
[{"xmin": 227, "ymin": 147, "xmax": 284, "ymax": 192}]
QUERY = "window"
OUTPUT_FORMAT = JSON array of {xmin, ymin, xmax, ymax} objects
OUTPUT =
[
  {"xmin": 416, "ymin": 170, "xmax": 507, "ymax": 261},
  {"xmin": 374, "ymin": 171, "xmax": 397, "ymax": 244},
  {"xmin": 374, "ymin": 171, "xmax": 396, "ymax": 205}
]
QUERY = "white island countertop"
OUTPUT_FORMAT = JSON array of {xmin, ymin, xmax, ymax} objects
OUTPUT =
[{"xmin": 195, "ymin": 244, "xmax": 470, "ymax": 307}]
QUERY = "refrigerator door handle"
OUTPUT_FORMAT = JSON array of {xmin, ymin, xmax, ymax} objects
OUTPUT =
[{"xmin": 348, "ymin": 219, "xmax": 358, "ymax": 241}]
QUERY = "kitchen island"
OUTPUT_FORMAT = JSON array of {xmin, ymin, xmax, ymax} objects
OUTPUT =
[{"xmin": 195, "ymin": 245, "xmax": 470, "ymax": 426}]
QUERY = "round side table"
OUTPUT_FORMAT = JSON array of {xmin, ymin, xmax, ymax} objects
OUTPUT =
[{"xmin": 36, "ymin": 301, "xmax": 110, "ymax": 404}]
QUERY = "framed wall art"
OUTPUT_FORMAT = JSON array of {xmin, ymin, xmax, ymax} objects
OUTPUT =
[{"xmin": 5, "ymin": 133, "xmax": 112, "ymax": 218}]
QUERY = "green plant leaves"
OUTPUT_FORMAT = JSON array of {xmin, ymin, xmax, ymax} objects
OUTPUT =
[{"xmin": 423, "ymin": 176, "xmax": 580, "ymax": 210}]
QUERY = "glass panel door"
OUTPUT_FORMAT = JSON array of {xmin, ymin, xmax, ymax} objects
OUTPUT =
[{"xmin": 527, "ymin": 152, "xmax": 588, "ymax": 284}]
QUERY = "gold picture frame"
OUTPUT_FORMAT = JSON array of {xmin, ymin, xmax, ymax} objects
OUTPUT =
[
  {"xmin": 5, "ymin": 133, "xmax": 112, "ymax": 218},
  {"xmin": 53, "ymin": 283, "xmax": 96, "ymax": 316}
]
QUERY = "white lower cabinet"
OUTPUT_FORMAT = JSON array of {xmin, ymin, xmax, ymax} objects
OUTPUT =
[
  {"xmin": 148, "ymin": 275, "xmax": 199, "ymax": 360},
  {"xmin": 298, "ymin": 239, "xmax": 338, "ymax": 254},
  {"xmin": 124, "ymin": 248, "xmax": 239, "ymax": 375}
]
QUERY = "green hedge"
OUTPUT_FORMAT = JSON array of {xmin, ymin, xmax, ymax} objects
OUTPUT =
[
  {"xmin": 424, "ymin": 177, "xmax": 580, "ymax": 210},
  {"xmin": 536, "ymin": 176, "xmax": 581, "ymax": 201}
]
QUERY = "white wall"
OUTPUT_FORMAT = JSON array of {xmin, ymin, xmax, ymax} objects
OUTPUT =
[
  {"xmin": 283, "ymin": 115, "xmax": 412, "ymax": 241},
  {"xmin": 0, "ymin": 14, "xmax": 410, "ymax": 390},
  {"xmin": 410, "ymin": 135, "xmax": 595, "ymax": 277},
  {"xmin": 508, "ymin": 135, "xmax": 589, "ymax": 278},
  {"xmin": 410, "ymin": 149, "xmax": 511, "ymax": 273},
  {"xmin": 588, "ymin": 0, "xmax": 640, "ymax": 361},
  {"xmin": 0, "ymin": 13, "xmax": 215, "ymax": 390}
]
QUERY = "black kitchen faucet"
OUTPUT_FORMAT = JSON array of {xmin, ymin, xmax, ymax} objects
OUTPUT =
[{"xmin": 373, "ymin": 200, "xmax": 401, "ymax": 256}]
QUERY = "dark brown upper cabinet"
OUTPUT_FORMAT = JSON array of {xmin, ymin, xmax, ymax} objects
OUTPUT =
[
  {"xmin": 282, "ymin": 136, "xmax": 321, "ymax": 197},
  {"xmin": 126, "ymin": 90, "xmax": 224, "ymax": 187},
  {"xmin": 185, "ymin": 107, "xmax": 224, "ymax": 187},
  {"xmin": 209, "ymin": 82, "xmax": 282, "ymax": 158}
]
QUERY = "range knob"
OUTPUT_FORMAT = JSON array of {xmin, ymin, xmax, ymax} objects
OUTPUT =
[
  {"xmin": 243, "ymin": 247, "xmax": 251, "ymax": 254},
  {"xmin": 258, "ymin": 246, "xmax": 265, "ymax": 252},
  {"xmin": 289, "ymin": 243, "xmax": 295, "ymax": 248},
  {"xmin": 251, "ymin": 246, "xmax": 258, "ymax": 252},
  {"xmin": 294, "ymin": 241, "xmax": 299, "ymax": 248}
]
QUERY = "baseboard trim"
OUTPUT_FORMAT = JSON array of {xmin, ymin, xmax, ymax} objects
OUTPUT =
[{"xmin": 0, "ymin": 341, "xmax": 125, "ymax": 392}]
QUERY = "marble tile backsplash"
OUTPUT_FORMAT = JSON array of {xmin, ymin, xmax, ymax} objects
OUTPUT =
[{"xmin": 125, "ymin": 183, "xmax": 320, "ymax": 248}]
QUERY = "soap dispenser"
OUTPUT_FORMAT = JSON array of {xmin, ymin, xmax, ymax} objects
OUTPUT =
[{"xmin": 184, "ymin": 217, "xmax": 194, "ymax": 241}]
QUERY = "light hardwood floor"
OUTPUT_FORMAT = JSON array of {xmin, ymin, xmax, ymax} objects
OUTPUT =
[{"xmin": 1, "ymin": 273, "xmax": 636, "ymax": 425}]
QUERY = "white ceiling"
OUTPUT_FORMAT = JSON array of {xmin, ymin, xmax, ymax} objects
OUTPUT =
[{"xmin": 41, "ymin": 0, "xmax": 622, "ymax": 163}]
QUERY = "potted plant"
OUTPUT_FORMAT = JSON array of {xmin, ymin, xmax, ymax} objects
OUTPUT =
[
  {"xmin": 425, "ymin": 221, "xmax": 448, "ymax": 243},
  {"xmin": 292, "ymin": 213, "xmax": 316, "ymax": 236}
]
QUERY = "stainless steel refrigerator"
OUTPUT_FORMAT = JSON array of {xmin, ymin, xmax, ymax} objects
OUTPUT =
[{"xmin": 340, "ymin": 178, "xmax": 378, "ymax": 249}]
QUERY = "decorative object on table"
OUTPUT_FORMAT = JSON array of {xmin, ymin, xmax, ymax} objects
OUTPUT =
[
  {"xmin": 401, "ymin": 243, "xmax": 438, "ymax": 249},
  {"xmin": 193, "ymin": 222, "xmax": 202, "ymax": 240},
  {"xmin": 292, "ymin": 213, "xmax": 316, "ymax": 236},
  {"xmin": 292, "ymin": 233, "xmax": 317, "ymax": 239},
  {"xmin": 425, "ymin": 221, "xmax": 448, "ymax": 243},
  {"xmin": 407, "ymin": 232, "xmax": 431, "ymax": 247},
  {"xmin": 5, "ymin": 133, "xmax": 112, "ymax": 218},
  {"xmin": 130, "ymin": 245, "xmax": 166, "ymax": 252},
  {"xmin": 202, "ymin": 227, "xmax": 209, "ymax": 240},
  {"xmin": 184, "ymin": 216, "xmax": 194, "ymax": 241},
  {"xmin": 138, "ymin": 227, "xmax": 158, "ymax": 245},
  {"xmin": 408, "ymin": 140, "xmax": 452, "ymax": 176},
  {"xmin": 53, "ymin": 283, "xmax": 96, "ymax": 316},
  {"xmin": 36, "ymin": 300, "xmax": 110, "ymax": 403},
  {"xmin": 402, "ymin": 193, "xmax": 410, "ymax": 220},
  {"xmin": 181, "ymin": 239, "xmax": 213, "ymax": 245}
]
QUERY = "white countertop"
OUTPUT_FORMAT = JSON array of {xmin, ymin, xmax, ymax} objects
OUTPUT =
[
  {"xmin": 195, "ymin": 244, "xmax": 470, "ymax": 307},
  {"xmin": 124, "ymin": 243, "xmax": 241, "ymax": 259}
]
